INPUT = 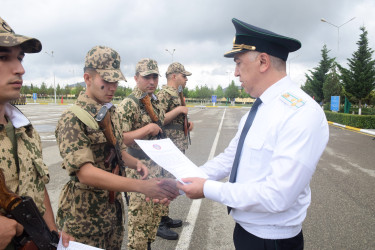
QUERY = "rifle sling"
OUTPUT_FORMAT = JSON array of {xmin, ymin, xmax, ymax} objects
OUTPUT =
[{"xmin": 69, "ymin": 105, "xmax": 99, "ymax": 130}]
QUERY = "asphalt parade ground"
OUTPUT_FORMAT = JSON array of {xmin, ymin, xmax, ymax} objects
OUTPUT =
[{"xmin": 17, "ymin": 104, "xmax": 375, "ymax": 250}]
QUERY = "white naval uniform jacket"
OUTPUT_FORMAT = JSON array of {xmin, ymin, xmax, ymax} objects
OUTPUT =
[{"xmin": 202, "ymin": 76, "xmax": 329, "ymax": 240}]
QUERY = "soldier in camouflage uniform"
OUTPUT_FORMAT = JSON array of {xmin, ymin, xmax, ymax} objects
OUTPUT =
[
  {"xmin": 55, "ymin": 48, "xmax": 178, "ymax": 249},
  {"xmin": 0, "ymin": 17, "xmax": 73, "ymax": 249},
  {"xmin": 158, "ymin": 62, "xmax": 194, "ymax": 153},
  {"xmin": 156, "ymin": 62, "xmax": 195, "ymax": 237},
  {"xmin": 117, "ymin": 58, "xmax": 182, "ymax": 249}
]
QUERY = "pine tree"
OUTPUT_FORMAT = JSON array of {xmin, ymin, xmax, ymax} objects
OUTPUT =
[
  {"xmin": 214, "ymin": 85, "xmax": 224, "ymax": 98},
  {"xmin": 302, "ymin": 44, "xmax": 335, "ymax": 103},
  {"xmin": 339, "ymin": 26, "xmax": 375, "ymax": 115},
  {"xmin": 225, "ymin": 80, "xmax": 239, "ymax": 100},
  {"xmin": 323, "ymin": 63, "xmax": 342, "ymax": 102}
]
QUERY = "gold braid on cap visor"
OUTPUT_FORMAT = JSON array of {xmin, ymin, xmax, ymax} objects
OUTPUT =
[{"xmin": 224, "ymin": 44, "xmax": 256, "ymax": 55}]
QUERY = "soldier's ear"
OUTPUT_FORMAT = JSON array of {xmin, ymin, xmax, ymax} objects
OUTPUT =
[{"xmin": 84, "ymin": 72, "xmax": 93, "ymax": 87}]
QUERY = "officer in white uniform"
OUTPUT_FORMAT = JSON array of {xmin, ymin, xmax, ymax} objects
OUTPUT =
[{"xmin": 177, "ymin": 18, "xmax": 329, "ymax": 250}]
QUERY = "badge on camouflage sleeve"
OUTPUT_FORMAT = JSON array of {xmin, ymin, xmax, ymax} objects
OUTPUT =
[{"xmin": 280, "ymin": 92, "xmax": 305, "ymax": 109}]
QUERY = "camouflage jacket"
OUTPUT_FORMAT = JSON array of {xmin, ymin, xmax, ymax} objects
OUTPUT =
[
  {"xmin": 157, "ymin": 85, "xmax": 188, "ymax": 152},
  {"xmin": 117, "ymin": 87, "xmax": 166, "ymax": 178},
  {"xmin": 0, "ymin": 103, "xmax": 49, "ymax": 216},
  {"xmin": 55, "ymin": 92, "xmax": 124, "ymax": 236}
]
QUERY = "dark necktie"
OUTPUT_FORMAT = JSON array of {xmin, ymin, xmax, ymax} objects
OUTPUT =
[{"xmin": 228, "ymin": 98, "xmax": 262, "ymax": 214}]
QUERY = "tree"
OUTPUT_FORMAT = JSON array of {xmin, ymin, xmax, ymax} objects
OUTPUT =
[
  {"xmin": 71, "ymin": 83, "xmax": 84, "ymax": 97},
  {"xmin": 196, "ymin": 85, "xmax": 213, "ymax": 99},
  {"xmin": 239, "ymin": 88, "xmax": 251, "ymax": 98},
  {"xmin": 323, "ymin": 64, "xmax": 342, "ymax": 103},
  {"xmin": 56, "ymin": 84, "xmax": 62, "ymax": 96},
  {"xmin": 302, "ymin": 44, "xmax": 335, "ymax": 103},
  {"xmin": 63, "ymin": 85, "xmax": 71, "ymax": 97},
  {"xmin": 39, "ymin": 82, "xmax": 48, "ymax": 96},
  {"xmin": 214, "ymin": 85, "xmax": 224, "ymax": 98},
  {"xmin": 363, "ymin": 90, "xmax": 375, "ymax": 106},
  {"xmin": 339, "ymin": 26, "xmax": 375, "ymax": 115},
  {"xmin": 225, "ymin": 80, "xmax": 239, "ymax": 100},
  {"xmin": 21, "ymin": 85, "xmax": 30, "ymax": 95},
  {"xmin": 183, "ymin": 87, "xmax": 189, "ymax": 98},
  {"xmin": 47, "ymin": 85, "xmax": 54, "ymax": 96}
]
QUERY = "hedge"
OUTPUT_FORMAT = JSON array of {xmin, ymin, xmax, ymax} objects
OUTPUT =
[{"xmin": 324, "ymin": 111, "xmax": 375, "ymax": 129}]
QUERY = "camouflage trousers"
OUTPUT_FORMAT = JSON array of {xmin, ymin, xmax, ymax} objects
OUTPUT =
[
  {"xmin": 74, "ymin": 222, "xmax": 124, "ymax": 250},
  {"xmin": 126, "ymin": 161, "xmax": 170, "ymax": 250},
  {"xmin": 72, "ymin": 200, "xmax": 124, "ymax": 249}
]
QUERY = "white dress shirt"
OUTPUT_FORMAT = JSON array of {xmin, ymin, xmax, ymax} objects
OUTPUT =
[{"xmin": 202, "ymin": 76, "xmax": 329, "ymax": 239}]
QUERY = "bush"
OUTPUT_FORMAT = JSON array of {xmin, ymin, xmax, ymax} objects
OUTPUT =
[
  {"xmin": 324, "ymin": 102, "xmax": 375, "ymax": 115},
  {"xmin": 324, "ymin": 111, "xmax": 375, "ymax": 129}
]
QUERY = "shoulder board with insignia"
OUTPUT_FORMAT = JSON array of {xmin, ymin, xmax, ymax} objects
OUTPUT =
[{"xmin": 280, "ymin": 92, "xmax": 305, "ymax": 109}]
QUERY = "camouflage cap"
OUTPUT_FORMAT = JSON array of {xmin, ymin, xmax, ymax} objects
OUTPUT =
[
  {"xmin": 85, "ymin": 45, "xmax": 126, "ymax": 82},
  {"xmin": 135, "ymin": 58, "xmax": 160, "ymax": 76},
  {"xmin": 165, "ymin": 62, "xmax": 192, "ymax": 77},
  {"xmin": 0, "ymin": 17, "xmax": 42, "ymax": 53}
]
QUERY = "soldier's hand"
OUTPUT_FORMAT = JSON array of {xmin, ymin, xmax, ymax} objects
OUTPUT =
[
  {"xmin": 147, "ymin": 197, "xmax": 171, "ymax": 205},
  {"xmin": 188, "ymin": 121, "xmax": 194, "ymax": 131},
  {"xmin": 58, "ymin": 231, "xmax": 75, "ymax": 247},
  {"xmin": 178, "ymin": 106, "xmax": 189, "ymax": 115},
  {"xmin": 136, "ymin": 160, "xmax": 148, "ymax": 179},
  {"xmin": 147, "ymin": 123, "xmax": 163, "ymax": 136},
  {"xmin": 141, "ymin": 178, "xmax": 179, "ymax": 201},
  {"xmin": 157, "ymin": 178, "xmax": 180, "ymax": 199},
  {"xmin": 0, "ymin": 216, "xmax": 22, "ymax": 249}
]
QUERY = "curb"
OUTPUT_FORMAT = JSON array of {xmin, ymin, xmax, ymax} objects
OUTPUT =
[
  {"xmin": 188, "ymin": 105, "xmax": 249, "ymax": 109},
  {"xmin": 328, "ymin": 121, "xmax": 375, "ymax": 136}
]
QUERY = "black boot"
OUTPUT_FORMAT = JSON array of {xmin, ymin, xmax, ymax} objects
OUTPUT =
[
  {"xmin": 156, "ymin": 216, "xmax": 179, "ymax": 240},
  {"xmin": 164, "ymin": 216, "xmax": 183, "ymax": 228}
]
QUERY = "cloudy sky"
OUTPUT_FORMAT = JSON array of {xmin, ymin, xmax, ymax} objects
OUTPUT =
[{"xmin": 2, "ymin": 0, "xmax": 375, "ymax": 90}]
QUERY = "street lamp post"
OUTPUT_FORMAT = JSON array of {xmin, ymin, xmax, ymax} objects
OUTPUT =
[
  {"xmin": 226, "ymin": 70, "xmax": 232, "ymax": 84},
  {"xmin": 165, "ymin": 48, "xmax": 175, "ymax": 62},
  {"xmin": 321, "ymin": 17, "xmax": 356, "ymax": 57},
  {"xmin": 45, "ymin": 51, "xmax": 56, "ymax": 104}
]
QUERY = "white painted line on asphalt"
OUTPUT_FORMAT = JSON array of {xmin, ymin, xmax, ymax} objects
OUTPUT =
[{"xmin": 175, "ymin": 109, "xmax": 227, "ymax": 250}]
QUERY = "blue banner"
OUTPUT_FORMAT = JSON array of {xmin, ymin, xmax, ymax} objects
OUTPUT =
[{"xmin": 331, "ymin": 96, "xmax": 340, "ymax": 112}]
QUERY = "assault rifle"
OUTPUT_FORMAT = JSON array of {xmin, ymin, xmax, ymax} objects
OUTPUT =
[
  {"xmin": 178, "ymin": 85, "xmax": 191, "ymax": 145},
  {"xmin": 140, "ymin": 93, "xmax": 166, "ymax": 139},
  {"xmin": 95, "ymin": 105, "xmax": 127, "ymax": 204},
  {"xmin": 0, "ymin": 169, "xmax": 59, "ymax": 250}
]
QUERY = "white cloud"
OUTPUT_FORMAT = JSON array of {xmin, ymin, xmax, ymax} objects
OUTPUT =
[{"xmin": 2, "ymin": 0, "xmax": 374, "ymax": 91}]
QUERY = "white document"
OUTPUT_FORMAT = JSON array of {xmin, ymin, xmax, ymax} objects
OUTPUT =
[
  {"xmin": 57, "ymin": 238, "xmax": 104, "ymax": 250},
  {"xmin": 135, "ymin": 138, "xmax": 208, "ymax": 183}
]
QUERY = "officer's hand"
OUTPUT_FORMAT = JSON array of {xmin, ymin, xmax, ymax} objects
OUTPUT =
[
  {"xmin": 147, "ymin": 123, "xmax": 162, "ymax": 136},
  {"xmin": 177, "ymin": 177, "xmax": 206, "ymax": 199},
  {"xmin": 136, "ymin": 160, "xmax": 148, "ymax": 179}
]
